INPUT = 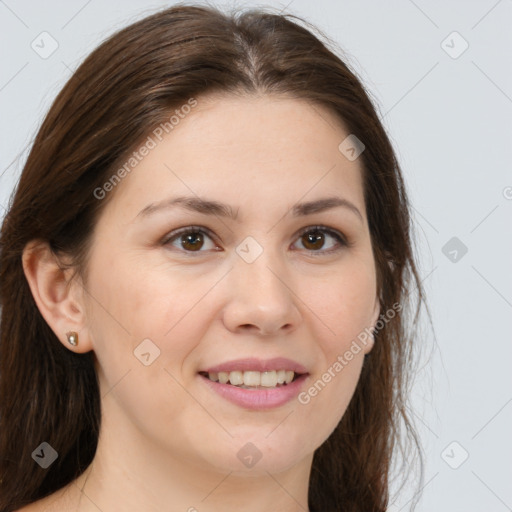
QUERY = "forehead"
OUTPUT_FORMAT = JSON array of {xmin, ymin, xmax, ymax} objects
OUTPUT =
[{"xmin": 101, "ymin": 93, "xmax": 366, "ymax": 221}]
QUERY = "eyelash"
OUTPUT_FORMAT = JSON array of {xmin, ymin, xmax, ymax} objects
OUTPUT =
[{"xmin": 161, "ymin": 224, "xmax": 351, "ymax": 257}]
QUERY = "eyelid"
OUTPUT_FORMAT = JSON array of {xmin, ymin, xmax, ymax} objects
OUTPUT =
[
  {"xmin": 161, "ymin": 225, "xmax": 220, "ymax": 249},
  {"xmin": 290, "ymin": 224, "xmax": 351, "ymax": 257},
  {"xmin": 294, "ymin": 225, "xmax": 349, "ymax": 247},
  {"xmin": 162, "ymin": 224, "xmax": 351, "ymax": 255}
]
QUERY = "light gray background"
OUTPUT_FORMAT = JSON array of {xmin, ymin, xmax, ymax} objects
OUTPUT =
[{"xmin": 1, "ymin": 1, "xmax": 511, "ymax": 510}]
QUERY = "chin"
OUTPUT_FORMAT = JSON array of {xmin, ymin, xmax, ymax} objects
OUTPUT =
[{"xmin": 199, "ymin": 432, "xmax": 311, "ymax": 475}]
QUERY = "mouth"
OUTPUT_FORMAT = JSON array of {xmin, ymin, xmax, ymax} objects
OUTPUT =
[
  {"xmin": 197, "ymin": 357, "xmax": 310, "ymax": 409},
  {"xmin": 198, "ymin": 369, "xmax": 303, "ymax": 389},
  {"xmin": 197, "ymin": 358, "xmax": 310, "ymax": 410}
]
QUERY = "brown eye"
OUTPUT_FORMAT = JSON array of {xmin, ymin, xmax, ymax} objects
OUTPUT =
[
  {"xmin": 293, "ymin": 226, "xmax": 347, "ymax": 254},
  {"xmin": 163, "ymin": 225, "xmax": 348, "ymax": 256},
  {"xmin": 177, "ymin": 231, "xmax": 205, "ymax": 251},
  {"xmin": 301, "ymin": 230, "xmax": 325, "ymax": 251},
  {"xmin": 163, "ymin": 227, "xmax": 218, "ymax": 253}
]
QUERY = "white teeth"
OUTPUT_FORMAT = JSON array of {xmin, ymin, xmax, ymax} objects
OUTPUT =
[
  {"xmin": 229, "ymin": 371, "xmax": 243, "ymax": 386},
  {"xmin": 243, "ymin": 371, "xmax": 261, "ymax": 386},
  {"xmin": 204, "ymin": 369, "xmax": 299, "ymax": 388},
  {"xmin": 260, "ymin": 371, "xmax": 277, "ymax": 387}
]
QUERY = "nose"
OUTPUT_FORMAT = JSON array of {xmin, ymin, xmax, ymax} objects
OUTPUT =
[{"xmin": 221, "ymin": 250, "xmax": 302, "ymax": 337}]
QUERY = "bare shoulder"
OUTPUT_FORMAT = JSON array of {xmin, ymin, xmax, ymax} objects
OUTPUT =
[
  {"xmin": 13, "ymin": 484, "xmax": 81, "ymax": 512},
  {"xmin": 13, "ymin": 499, "xmax": 47, "ymax": 512}
]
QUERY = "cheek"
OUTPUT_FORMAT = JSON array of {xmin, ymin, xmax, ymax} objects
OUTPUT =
[
  {"xmin": 85, "ymin": 252, "xmax": 221, "ymax": 377},
  {"xmin": 85, "ymin": 258, "xmax": 216, "ymax": 445},
  {"xmin": 296, "ymin": 339, "xmax": 366, "ymax": 449},
  {"xmin": 291, "ymin": 263, "xmax": 374, "ymax": 426},
  {"xmin": 301, "ymin": 263, "xmax": 377, "ymax": 352}
]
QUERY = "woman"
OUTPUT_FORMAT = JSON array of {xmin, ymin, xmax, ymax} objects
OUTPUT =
[{"xmin": 0, "ymin": 4, "xmax": 428, "ymax": 511}]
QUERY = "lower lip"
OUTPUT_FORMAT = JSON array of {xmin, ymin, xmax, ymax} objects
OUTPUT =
[{"xmin": 198, "ymin": 374, "xmax": 309, "ymax": 410}]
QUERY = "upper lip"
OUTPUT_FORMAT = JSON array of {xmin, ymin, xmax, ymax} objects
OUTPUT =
[{"xmin": 201, "ymin": 357, "xmax": 308, "ymax": 374}]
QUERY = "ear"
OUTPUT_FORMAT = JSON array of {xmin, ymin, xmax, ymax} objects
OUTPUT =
[
  {"xmin": 21, "ymin": 239, "xmax": 92, "ymax": 353},
  {"xmin": 363, "ymin": 294, "xmax": 381, "ymax": 355}
]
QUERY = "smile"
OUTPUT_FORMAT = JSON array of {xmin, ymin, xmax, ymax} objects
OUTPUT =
[
  {"xmin": 197, "ymin": 357, "xmax": 309, "ymax": 410},
  {"xmin": 199, "ymin": 369, "xmax": 298, "ymax": 388}
]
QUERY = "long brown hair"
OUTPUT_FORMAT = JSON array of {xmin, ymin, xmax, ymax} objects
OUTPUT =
[{"xmin": 0, "ymin": 3, "xmax": 430, "ymax": 511}]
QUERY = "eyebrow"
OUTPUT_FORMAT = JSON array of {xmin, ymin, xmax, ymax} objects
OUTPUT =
[{"xmin": 134, "ymin": 195, "xmax": 363, "ymax": 223}]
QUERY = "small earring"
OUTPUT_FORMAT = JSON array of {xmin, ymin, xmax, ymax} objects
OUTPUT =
[{"xmin": 66, "ymin": 331, "xmax": 78, "ymax": 346}]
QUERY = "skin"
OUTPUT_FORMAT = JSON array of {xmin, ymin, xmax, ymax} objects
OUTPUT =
[{"xmin": 21, "ymin": 93, "xmax": 380, "ymax": 512}]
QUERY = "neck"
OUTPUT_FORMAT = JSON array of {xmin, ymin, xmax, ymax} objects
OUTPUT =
[{"xmin": 65, "ymin": 396, "xmax": 312, "ymax": 512}]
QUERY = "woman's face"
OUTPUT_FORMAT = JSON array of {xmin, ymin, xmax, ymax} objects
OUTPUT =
[{"xmin": 81, "ymin": 93, "xmax": 380, "ymax": 476}]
